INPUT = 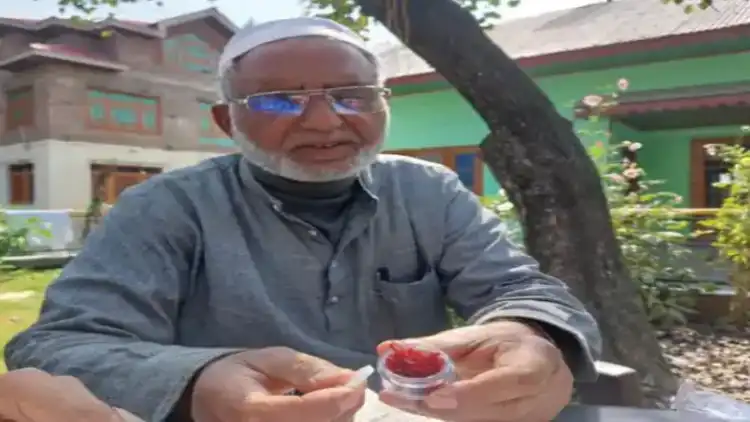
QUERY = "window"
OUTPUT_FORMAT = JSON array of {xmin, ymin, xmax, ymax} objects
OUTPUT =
[
  {"xmin": 388, "ymin": 146, "xmax": 484, "ymax": 194},
  {"xmin": 87, "ymin": 90, "xmax": 161, "ymax": 134},
  {"xmin": 8, "ymin": 163, "xmax": 34, "ymax": 205},
  {"xmin": 5, "ymin": 87, "xmax": 34, "ymax": 132},
  {"xmin": 163, "ymin": 34, "xmax": 218, "ymax": 74},
  {"xmin": 198, "ymin": 102, "xmax": 234, "ymax": 147},
  {"xmin": 91, "ymin": 164, "xmax": 161, "ymax": 204},
  {"xmin": 690, "ymin": 138, "xmax": 750, "ymax": 208}
]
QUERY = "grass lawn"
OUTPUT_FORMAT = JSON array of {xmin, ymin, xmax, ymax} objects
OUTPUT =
[{"xmin": 0, "ymin": 269, "xmax": 59, "ymax": 372}]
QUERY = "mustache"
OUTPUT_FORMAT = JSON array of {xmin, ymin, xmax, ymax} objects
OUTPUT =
[{"xmin": 289, "ymin": 139, "xmax": 359, "ymax": 149}]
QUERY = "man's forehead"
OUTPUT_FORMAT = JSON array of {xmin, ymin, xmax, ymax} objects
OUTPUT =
[{"xmin": 232, "ymin": 38, "xmax": 377, "ymax": 91}]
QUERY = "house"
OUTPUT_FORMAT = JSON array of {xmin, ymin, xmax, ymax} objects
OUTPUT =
[
  {"xmin": 5, "ymin": 0, "xmax": 750, "ymax": 211},
  {"xmin": 0, "ymin": 8, "xmax": 238, "ymax": 209},
  {"xmin": 380, "ymin": 0, "xmax": 750, "ymax": 208}
]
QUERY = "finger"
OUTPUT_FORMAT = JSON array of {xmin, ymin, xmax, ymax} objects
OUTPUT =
[
  {"xmin": 377, "ymin": 390, "xmax": 422, "ymax": 413},
  {"xmin": 427, "ymin": 361, "xmax": 549, "ymax": 410},
  {"xmin": 332, "ymin": 386, "xmax": 367, "ymax": 422},
  {"xmin": 427, "ymin": 396, "xmax": 535, "ymax": 422},
  {"xmin": 243, "ymin": 385, "xmax": 365, "ymax": 421},
  {"xmin": 376, "ymin": 326, "xmax": 487, "ymax": 358},
  {"xmin": 114, "ymin": 408, "xmax": 145, "ymax": 421},
  {"xmin": 378, "ymin": 391, "xmax": 459, "ymax": 421},
  {"xmin": 303, "ymin": 384, "xmax": 366, "ymax": 416},
  {"xmin": 239, "ymin": 348, "xmax": 354, "ymax": 392},
  {"xmin": 422, "ymin": 360, "xmax": 571, "ymax": 421},
  {"xmin": 519, "ymin": 367, "xmax": 574, "ymax": 422},
  {"xmin": 382, "ymin": 388, "xmax": 536, "ymax": 422}
]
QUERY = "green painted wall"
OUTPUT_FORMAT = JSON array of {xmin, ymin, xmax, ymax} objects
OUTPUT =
[
  {"xmin": 385, "ymin": 90, "xmax": 495, "ymax": 191},
  {"xmin": 385, "ymin": 50, "xmax": 750, "ymax": 197},
  {"xmin": 622, "ymin": 125, "xmax": 748, "ymax": 205}
]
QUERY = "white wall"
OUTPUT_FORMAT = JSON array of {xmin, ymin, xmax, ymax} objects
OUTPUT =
[
  {"xmin": 0, "ymin": 139, "xmax": 224, "ymax": 209},
  {"xmin": 0, "ymin": 141, "xmax": 50, "ymax": 208}
]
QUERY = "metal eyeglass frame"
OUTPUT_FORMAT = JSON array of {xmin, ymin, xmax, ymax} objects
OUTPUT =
[{"xmin": 224, "ymin": 85, "xmax": 393, "ymax": 113}]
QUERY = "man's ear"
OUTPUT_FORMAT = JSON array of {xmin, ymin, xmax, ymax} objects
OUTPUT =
[{"xmin": 211, "ymin": 103, "xmax": 232, "ymax": 136}]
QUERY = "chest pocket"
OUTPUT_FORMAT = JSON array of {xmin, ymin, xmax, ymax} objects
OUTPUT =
[
  {"xmin": 373, "ymin": 269, "xmax": 450, "ymax": 340},
  {"xmin": 368, "ymin": 203, "xmax": 450, "ymax": 341}
]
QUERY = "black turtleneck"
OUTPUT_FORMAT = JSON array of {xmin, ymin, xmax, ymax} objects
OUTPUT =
[{"xmin": 250, "ymin": 165, "xmax": 358, "ymax": 245}]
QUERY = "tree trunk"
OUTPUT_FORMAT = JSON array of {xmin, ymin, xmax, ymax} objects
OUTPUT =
[{"xmin": 356, "ymin": 0, "xmax": 677, "ymax": 404}]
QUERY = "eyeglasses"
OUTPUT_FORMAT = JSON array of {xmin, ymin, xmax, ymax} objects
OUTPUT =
[{"xmin": 228, "ymin": 85, "xmax": 391, "ymax": 116}]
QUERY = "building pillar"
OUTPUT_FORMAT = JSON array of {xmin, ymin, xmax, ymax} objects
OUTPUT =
[{"xmin": 44, "ymin": 140, "xmax": 91, "ymax": 210}]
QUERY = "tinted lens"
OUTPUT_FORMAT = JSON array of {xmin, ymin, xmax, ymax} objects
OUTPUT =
[
  {"xmin": 329, "ymin": 87, "xmax": 387, "ymax": 114},
  {"xmin": 246, "ymin": 93, "xmax": 307, "ymax": 115},
  {"xmin": 244, "ymin": 87, "xmax": 387, "ymax": 116}
]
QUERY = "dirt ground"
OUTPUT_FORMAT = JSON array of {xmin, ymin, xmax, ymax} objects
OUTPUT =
[{"xmin": 659, "ymin": 324, "xmax": 750, "ymax": 405}]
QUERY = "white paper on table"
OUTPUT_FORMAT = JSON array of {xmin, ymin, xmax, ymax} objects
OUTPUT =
[{"xmin": 355, "ymin": 389, "xmax": 441, "ymax": 422}]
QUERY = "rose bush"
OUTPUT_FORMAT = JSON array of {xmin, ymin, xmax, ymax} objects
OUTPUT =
[
  {"xmin": 699, "ymin": 140, "xmax": 750, "ymax": 325},
  {"xmin": 480, "ymin": 78, "xmax": 698, "ymax": 327}
]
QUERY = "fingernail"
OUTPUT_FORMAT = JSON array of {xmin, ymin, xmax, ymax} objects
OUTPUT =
[{"xmin": 344, "ymin": 365, "xmax": 374, "ymax": 388}]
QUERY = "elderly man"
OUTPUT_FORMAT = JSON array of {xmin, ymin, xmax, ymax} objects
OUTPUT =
[{"xmin": 5, "ymin": 16, "xmax": 601, "ymax": 422}]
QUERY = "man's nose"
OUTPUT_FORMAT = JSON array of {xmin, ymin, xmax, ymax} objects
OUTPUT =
[{"xmin": 299, "ymin": 95, "xmax": 343, "ymax": 131}]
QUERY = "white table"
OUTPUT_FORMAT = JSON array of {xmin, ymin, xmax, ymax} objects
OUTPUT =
[
  {"xmin": 355, "ymin": 390, "xmax": 438, "ymax": 422},
  {"xmin": 356, "ymin": 390, "xmax": 727, "ymax": 422}
]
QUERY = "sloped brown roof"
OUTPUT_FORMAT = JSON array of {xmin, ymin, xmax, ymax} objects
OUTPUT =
[
  {"xmin": 0, "ymin": 7, "xmax": 237, "ymax": 39},
  {"xmin": 0, "ymin": 8, "xmax": 238, "ymax": 71},
  {"xmin": 0, "ymin": 43, "xmax": 128, "ymax": 72},
  {"xmin": 378, "ymin": 0, "xmax": 750, "ymax": 79}
]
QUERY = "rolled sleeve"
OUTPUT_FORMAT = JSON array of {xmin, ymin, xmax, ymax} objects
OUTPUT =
[
  {"xmin": 437, "ymin": 175, "xmax": 602, "ymax": 381},
  {"xmin": 3, "ymin": 183, "xmax": 241, "ymax": 420}
]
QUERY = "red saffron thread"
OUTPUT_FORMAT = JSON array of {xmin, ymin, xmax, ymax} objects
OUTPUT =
[{"xmin": 385, "ymin": 343, "xmax": 446, "ymax": 378}]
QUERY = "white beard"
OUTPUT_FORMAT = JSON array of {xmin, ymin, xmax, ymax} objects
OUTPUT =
[{"xmin": 230, "ymin": 107, "xmax": 388, "ymax": 182}]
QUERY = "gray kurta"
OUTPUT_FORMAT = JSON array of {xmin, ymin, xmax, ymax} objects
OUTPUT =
[{"xmin": 4, "ymin": 153, "xmax": 601, "ymax": 421}]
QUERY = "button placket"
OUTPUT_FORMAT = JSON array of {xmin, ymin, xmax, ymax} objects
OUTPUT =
[
  {"xmin": 269, "ymin": 201, "xmax": 327, "ymax": 243},
  {"xmin": 325, "ymin": 259, "xmax": 346, "ymax": 312}
]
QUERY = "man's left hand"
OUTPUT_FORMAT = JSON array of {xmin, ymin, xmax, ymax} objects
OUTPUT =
[{"xmin": 376, "ymin": 320, "xmax": 574, "ymax": 422}]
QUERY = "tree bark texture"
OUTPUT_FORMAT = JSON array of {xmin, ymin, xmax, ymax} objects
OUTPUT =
[{"xmin": 356, "ymin": 0, "xmax": 677, "ymax": 403}]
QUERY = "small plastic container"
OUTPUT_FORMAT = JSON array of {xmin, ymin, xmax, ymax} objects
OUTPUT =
[{"xmin": 377, "ymin": 344, "xmax": 456, "ymax": 400}]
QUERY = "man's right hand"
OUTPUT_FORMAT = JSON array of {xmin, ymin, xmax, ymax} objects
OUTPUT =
[{"xmin": 191, "ymin": 347, "xmax": 366, "ymax": 422}]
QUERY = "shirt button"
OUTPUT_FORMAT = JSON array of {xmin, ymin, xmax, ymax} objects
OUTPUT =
[
  {"xmin": 331, "ymin": 261, "xmax": 338, "ymax": 268},
  {"xmin": 272, "ymin": 203, "xmax": 281, "ymax": 212},
  {"xmin": 309, "ymin": 229, "xmax": 318, "ymax": 237},
  {"xmin": 328, "ymin": 296, "xmax": 340, "ymax": 304}
]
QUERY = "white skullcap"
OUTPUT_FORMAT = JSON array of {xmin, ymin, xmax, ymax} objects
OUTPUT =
[{"xmin": 217, "ymin": 16, "xmax": 376, "ymax": 78}]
